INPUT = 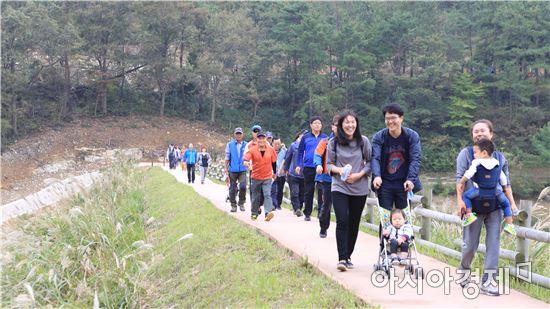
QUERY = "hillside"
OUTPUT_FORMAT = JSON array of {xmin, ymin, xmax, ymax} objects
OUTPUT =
[{"xmin": 0, "ymin": 116, "xmax": 229, "ymax": 204}]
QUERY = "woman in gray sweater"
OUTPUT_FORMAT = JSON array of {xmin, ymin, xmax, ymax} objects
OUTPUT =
[{"xmin": 327, "ymin": 110, "xmax": 372, "ymax": 271}]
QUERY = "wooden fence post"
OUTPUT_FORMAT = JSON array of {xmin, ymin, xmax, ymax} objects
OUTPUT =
[
  {"xmin": 421, "ymin": 188, "xmax": 433, "ymax": 241},
  {"xmin": 366, "ymin": 191, "xmax": 375, "ymax": 224},
  {"xmin": 516, "ymin": 200, "xmax": 532, "ymax": 263}
]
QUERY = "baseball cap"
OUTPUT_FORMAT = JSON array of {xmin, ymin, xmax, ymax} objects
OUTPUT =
[
  {"xmin": 256, "ymin": 131, "xmax": 267, "ymax": 138},
  {"xmin": 251, "ymin": 125, "xmax": 262, "ymax": 132},
  {"xmin": 266, "ymin": 131, "xmax": 273, "ymax": 138},
  {"xmin": 234, "ymin": 127, "xmax": 243, "ymax": 134}
]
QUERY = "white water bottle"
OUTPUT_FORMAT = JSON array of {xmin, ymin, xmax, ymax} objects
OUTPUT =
[{"xmin": 341, "ymin": 164, "xmax": 352, "ymax": 181}]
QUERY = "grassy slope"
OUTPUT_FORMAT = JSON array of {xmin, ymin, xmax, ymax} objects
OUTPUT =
[{"xmin": 143, "ymin": 167, "xmax": 368, "ymax": 308}]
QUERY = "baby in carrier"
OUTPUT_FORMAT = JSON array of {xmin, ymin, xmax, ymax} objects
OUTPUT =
[
  {"xmin": 459, "ymin": 138, "xmax": 517, "ymax": 235},
  {"xmin": 383, "ymin": 208, "xmax": 413, "ymax": 265}
]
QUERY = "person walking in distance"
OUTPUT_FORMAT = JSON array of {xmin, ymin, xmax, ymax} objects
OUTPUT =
[
  {"xmin": 296, "ymin": 116, "xmax": 328, "ymax": 221},
  {"xmin": 244, "ymin": 131, "xmax": 277, "ymax": 221},
  {"xmin": 197, "ymin": 147, "xmax": 212, "ymax": 185},
  {"xmin": 314, "ymin": 114, "xmax": 340, "ymax": 238},
  {"xmin": 183, "ymin": 143, "xmax": 198, "ymax": 183},
  {"xmin": 225, "ymin": 127, "xmax": 248, "ymax": 212},
  {"xmin": 271, "ymin": 137, "xmax": 287, "ymax": 210},
  {"xmin": 283, "ymin": 129, "xmax": 306, "ymax": 216}
]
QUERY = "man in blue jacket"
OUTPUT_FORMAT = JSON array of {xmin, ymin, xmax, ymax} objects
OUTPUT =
[
  {"xmin": 224, "ymin": 127, "xmax": 248, "ymax": 212},
  {"xmin": 184, "ymin": 143, "xmax": 198, "ymax": 184},
  {"xmin": 296, "ymin": 116, "xmax": 328, "ymax": 221},
  {"xmin": 371, "ymin": 103, "xmax": 422, "ymax": 211}
]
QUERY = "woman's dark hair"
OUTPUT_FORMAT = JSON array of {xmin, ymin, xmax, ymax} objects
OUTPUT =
[
  {"xmin": 470, "ymin": 119, "xmax": 494, "ymax": 135},
  {"xmin": 335, "ymin": 110, "xmax": 363, "ymax": 146}
]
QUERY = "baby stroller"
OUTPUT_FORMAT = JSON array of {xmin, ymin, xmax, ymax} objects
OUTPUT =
[{"xmin": 373, "ymin": 191, "xmax": 424, "ymax": 279}]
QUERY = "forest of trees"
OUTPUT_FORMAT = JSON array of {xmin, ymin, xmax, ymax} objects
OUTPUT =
[{"xmin": 2, "ymin": 2, "xmax": 549, "ymax": 172}]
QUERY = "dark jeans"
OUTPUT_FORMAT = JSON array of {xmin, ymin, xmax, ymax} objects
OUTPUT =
[
  {"xmin": 288, "ymin": 175, "xmax": 304, "ymax": 211},
  {"xmin": 378, "ymin": 186, "xmax": 408, "ymax": 211},
  {"xmin": 389, "ymin": 239, "xmax": 409, "ymax": 254},
  {"xmin": 271, "ymin": 176, "xmax": 286, "ymax": 209},
  {"xmin": 168, "ymin": 156, "xmax": 176, "ymax": 169},
  {"xmin": 186, "ymin": 164, "xmax": 196, "ymax": 182},
  {"xmin": 317, "ymin": 181, "xmax": 332, "ymax": 232},
  {"xmin": 332, "ymin": 191, "xmax": 367, "ymax": 261},
  {"xmin": 229, "ymin": 171, "xmax": 247, "ymax": 206},
  {"xmin": 251, "ymin": 178, "xmax": 274, "ymax": 215},
  {"xmin": 249, "ymin": 171, "xmax": 264, "ymax": 207},
  {"xmin": 302, "ymin": 167, "xmax": 317, "ymax": 217}
]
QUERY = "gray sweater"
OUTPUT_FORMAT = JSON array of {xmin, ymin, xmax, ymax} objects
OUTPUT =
[{"xmin": 327, "ymin": 136, "xmax": 372, "ymax": 196}]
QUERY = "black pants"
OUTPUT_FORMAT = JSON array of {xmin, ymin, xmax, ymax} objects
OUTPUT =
[
  {"xmin": 378, "ymin": 186, "xmax": 408, "ymax": 211},
  {"xmin": 271, "ymin": 176, "xmax": 286, "ymax": 209},
  {"xmin": 302, "ymin": 167, "xmax": 317, "ymax": 217},
  {"xmin": 332, "ymin": 191, "xmax": 367, "ymax": 261},
  {"xmin": 317, "ymin": 181, "xmax": 332, "ymax": 232},
  {"xmin": 389, "ymin": 239, "xmax": 409, "ymax": 254},
  {"xmin": 229, "ymin": 171, "xmax": 247, "ymax": 206},
  {"xmin": 168, "ymin": 156, "xmax": 176, "ymax": 169},
  {"xmin": 186, "ymin": 164, "xmax": 195, "ymax": 183},
  {"xmin": 288, "ymin": 175, "xmax": 304, "ymax": 211}
]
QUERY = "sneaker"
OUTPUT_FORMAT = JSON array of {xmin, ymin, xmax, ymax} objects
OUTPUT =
[
  {"xmin": 304, "ymin": 216, "xmax": 311, "ymax": 222},
  {"xmin": 265, "ymin": 212, "xmax": 274, "ymax": 222},
  {"xmin": 319, "ymin": 230, "xmax": 327, "ymax": 238},
  {"xmin": 258, "ymin": 207, "xmax": 262, "ymax": 215},
  {"xmin": 276, "ymin": 207, "xmax": 282, "ymax": 210},
  {"xmin": 201, "ymin": 181, "xmax": 204, "ymax": 184},
  {"xmin": 294, "ymin": 209, "xmax": 303, "ymax": 217},
  {"xmin": 225, "ymin": 195, "xmax": 230, "ymax": 203},
  {"xmin": 462, "ymin": 213, "xmax": 477, "ymax": 227},
  {"xmin": 502, "ymin": 222, "xmax": 517, "ymax": 235},
  {"xmin": 239, "ymin": 205, "xmax": 245, "ymax": 212},
  {"xmin": 345, "ymin": 259, "xmax": 354, "ymax": 269},
  {"xmin": 251, "ymin": 214, "xmax": 258, "ymax": 221},
  {"xmin": 230, "ymin": 206, "xmax": 237, "ymax": 213},
  {"xmin": 337, "ymin": 260, "xmax": 348, "ymax": 271},
  {"xmin": 480, "ymin": 283, "xmax": 500, "ymax": 296}
]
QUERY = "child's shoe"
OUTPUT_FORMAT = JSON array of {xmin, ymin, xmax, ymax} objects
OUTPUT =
[
  {"xmin": 462, "ymin": 213, "xmax": 477, "ymax": 227},
  {"xmin": 502, "ymin": 222, "xmax": 516, "ymax": 235}
]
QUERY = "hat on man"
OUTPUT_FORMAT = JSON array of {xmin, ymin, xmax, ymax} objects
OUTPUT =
[
  {"xmin": 234, "ymin": 127, "xmax": 243, "ymax": 134},
  {"xmin": 256, "ymin": 131, "xmax": 267, "ymax": 138},
  {"xmin": 266, "ymin": 131, "xmax": 273, "ymax": 138},
  {"xmin": 251, "ymin": 125, "xmax": 262, "ymax": 132}
]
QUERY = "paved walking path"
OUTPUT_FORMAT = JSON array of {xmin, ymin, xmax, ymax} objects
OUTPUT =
[{"xmin": 163, "ymin": 167, "xmax": 547, "ymax": 308}]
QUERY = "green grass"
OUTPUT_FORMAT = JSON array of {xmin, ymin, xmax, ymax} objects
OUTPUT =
[
  {"xmin": 143, "ymin": 167, "xmax": 368, "ymax": 307},
  {"xmin": 1, "ymin": 165, "xmax": 368, "ymax": 308}
]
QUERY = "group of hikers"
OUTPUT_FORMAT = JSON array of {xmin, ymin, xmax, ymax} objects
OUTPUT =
[
  {"xmin": 173, "ymin": 102, "xmax": 517, "ymax": 297},
  {"xmin": 166, "ymin": 143, "xmax": 212, "ymax": 184}
]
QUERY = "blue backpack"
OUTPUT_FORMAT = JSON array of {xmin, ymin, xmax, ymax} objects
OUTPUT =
[{"xmin": 467, "ymin": 146, "xmax": 506, "ymax": 214}]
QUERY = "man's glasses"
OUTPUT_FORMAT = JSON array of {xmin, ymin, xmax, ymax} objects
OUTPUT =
[{"xmin": 384, "ymin": 116, "xmax": 400, "ymax": 122}]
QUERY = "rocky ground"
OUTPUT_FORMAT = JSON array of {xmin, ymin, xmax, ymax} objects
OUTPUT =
[{"xmin": 1, "ymin": 116, "xmax": 230, "ymax": 204}]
